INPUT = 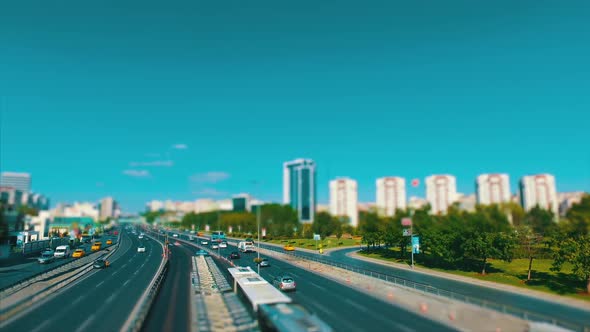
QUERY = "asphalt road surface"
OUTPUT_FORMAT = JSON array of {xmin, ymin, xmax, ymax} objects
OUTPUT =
[{"xmin": 2, "ymin": 229, "xmax": 163, "ymax": 332}]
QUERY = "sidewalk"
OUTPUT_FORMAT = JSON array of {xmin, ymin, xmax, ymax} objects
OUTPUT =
[{"xmin": 349, "ymin": 250, "xmax": 590, "ymax": 311}]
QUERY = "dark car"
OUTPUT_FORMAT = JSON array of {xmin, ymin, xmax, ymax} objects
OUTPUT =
[
  {"xmin": 228, "ymin": 251, "xmax": 241, "ymax": 260},
  {"xmin": 259, "ymin": 258, "xmax": 270, "ymax": 267},
  {"xmin": 93, "ymin": 259, "xmax": 110, "ymax": 269}
]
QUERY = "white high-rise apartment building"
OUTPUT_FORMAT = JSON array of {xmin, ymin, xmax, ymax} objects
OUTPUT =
[
  {"xmin": 1, "ymin": 172, "xmax": 31, "ymax": 193},
  {"xmin": 99, "ymin": 197, "xmax": 115, "ymax": 220},
  {"xmin": 376, "ymin": 177, "xmax": 406, "ymax": 216},
  {"xmin": 147, "ymin": 200, "xmax": 164, "ymax": 212},
  {"xmin": 283, "ymin": 159, "xmax": 316, "ymax": 223},
  {"xmin": 519, "ymin": 174, "xmax": 559, "ymax": 216},
  {"xmin": 329, "ymin": 178, "xmax": 358, "ymax": 227},
  {"xmin": 476, "ymin": 174, "xmax": 511, "ymax": 205},
  {"xmin": 425, "ymin": 175, "xmax": 458, "ymax": 214}
]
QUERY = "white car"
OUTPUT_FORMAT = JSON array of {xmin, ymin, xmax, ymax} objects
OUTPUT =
[
  {"xmin": 211, "ymin": 243, "xmax": 219, "ymax": 249},
  {"xmin": 137, "ymin": 246, "xmax": 146, "ymax": 253},
  {"xmin": 138, "ymin": 235, "xmax": 144, "ymax": 239},
  {"xmin": 173, "ymin": 234, "xmax": 179, "ymax": 238},
  {"xmin": 201, "ymin": 240, "xmax": 209, "ymax": 245},
  {"xmin": 219, "ymin": 242, "xmax": 227, "ymax": 248}
]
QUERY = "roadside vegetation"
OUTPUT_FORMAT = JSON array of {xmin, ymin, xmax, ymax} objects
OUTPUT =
[{"xmin": 149, "ymin": 194, "xmax": 590, "ymax": 297}]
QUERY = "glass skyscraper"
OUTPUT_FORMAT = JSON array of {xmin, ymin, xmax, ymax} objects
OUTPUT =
[{"xmin": 283, "ymin": 159, "xmax": 316, "ymax": 223}]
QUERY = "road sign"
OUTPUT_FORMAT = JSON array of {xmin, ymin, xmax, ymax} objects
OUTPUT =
[
  {"xmin": 313, "ymin": 234, "xmax": 321, "ymax": 241},
  {"xmin": 411, "ymin": 179, "xmax": 420, "ymax": 187},
  {"xmin": 262, "ymin": 228, "xmax": 267, "ymax": 237},
  {"xmin": 401, "ymin": 218, "xmax": 412, "ymax": 226},
  {"xmin": 412, "ymin": 236, "xmax": 420, "ymax": 254},
  {"xmin": 403, "ymin": 229, "xmax": 412, "ymax": 236}
]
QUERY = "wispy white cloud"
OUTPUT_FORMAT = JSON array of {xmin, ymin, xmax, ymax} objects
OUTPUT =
[
  {"xmin": 190, "ymin": 171, "xmax": 230, "ymax": 183},
  {"xmin": 192, "ymin": 188, "xmax": 226, "ymax": 196},
  {"xmin": 172, "ymin": 144, "xmax": 188, "ymax": 150},
  {"xmin": 129, "ymin": 160, "xmax": 174, "ymax": 167},
  {"xmin": 123, "ymin": 169, "xmax": 151, "ymax": 178}
]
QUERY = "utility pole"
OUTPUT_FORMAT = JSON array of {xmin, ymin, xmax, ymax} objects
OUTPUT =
[{"xmin": 257, "ymin": 203, "xmax": 261, "ymax": 275}]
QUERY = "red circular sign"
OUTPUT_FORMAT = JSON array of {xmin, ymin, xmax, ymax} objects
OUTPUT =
[{"xmin": 411, "ymin": 179, "xmax": 420, "ymax": 187}]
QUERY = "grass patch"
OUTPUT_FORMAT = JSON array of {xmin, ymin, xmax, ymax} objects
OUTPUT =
[{"xmin": 359, "ymin": 248, "xmax": 589, "ymax": 302}]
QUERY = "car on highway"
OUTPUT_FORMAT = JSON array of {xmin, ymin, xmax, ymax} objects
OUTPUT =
[
  {"xmin": 172, "ymin": 234, "xmax": 178, "ymax": 238},
  {"xmin": 93, "ymin": 259, "xmax": 110, "ymax": 269},
  {"xmin": 138, "ymin": 234, "xmax": 144, "ymax": 239},
  {"xmin": 211, "ymin": 243, "xmax": 219, "ymax": 249},
  {"xmin": 137, "ymin": 245, "xmax": 146, "ymax": 253},
  {"xmin": 219, "ymin": 241, "xmax": 227, "ymax": 248},
  {"xmin": 258, "ymin": 258, "xmax": 270, "ymax": 267},
  {"xmin": 174, "ymin": 241, "xmax": 181, "ymax": 246},
  {"xmin": 54, "ymin": 245, "xmax": 70, "ymax": 258},
  {"xmin": 38, "ymin": 251, "xmax": 55, "ymax": 264},
  {"xmin": 201, "ymin": 240, "xmax": 209, "ymax": 245},
  {"xmin": 272, "ymin": 275, "xmax": 296, "ymax": 292},
  {"xmin": 283, "ymin": 244, "xmax": 295, "ymax": 251},
  {"xmin": 91, "ymin": 242, "xmax": 102, "ymax": 252},
  {"xmin": 72, "ymin": 249, "xmax": 85, "ymax": 258},
  {"xmin": 195, "ymin": 249, "xmax": 208, "ymax": 256},
  {"xmin": 106, "ymin": 239, "xmax": 113, "ymax": 245},
  {"xmin": 228, "ymin": 251, "xmax": 241, "ymax": 259}
]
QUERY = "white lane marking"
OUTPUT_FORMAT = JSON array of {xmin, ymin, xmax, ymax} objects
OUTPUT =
[
  {"xmin": 123, "ymin": 279, "xmax": 131, "ymax": 286},
  {"xmin": 74, "ymin": 313, "xmax": 96, "ymax": 332},
  {"xmin": 310, "ymin": 282, "xmax": 327, "ymax": 291},
  {"xmin": 71, "ymin": 295, "xmax": 85, "ymax": 306},
  {"xmin": 344, "ymin": 298, "xmax": 414, "ymax": 331},
  {"xmin": 95, "ymin": 281, "xmax": 105, "ymax": 288},
  {"xmin": 30, "ymin": 318, "xmax": 52, "ymax": 332},
  {"xmin": 120, "ymin": 264, "xmax": 128, "ymax": 269},
  {"xmin": 344, "ymin": 298, "xmax": 370, "ymax": 313},
  {"xmin": 134, "ymin": 270, "xmax": 139, "ymax": 275},
  {"xmin": 112, "ymin": 270, "xmax": 119, "ymax": 276},
  {"xmin": 105, "ymin": 291, "xmax": 118, "ymax": 304}
]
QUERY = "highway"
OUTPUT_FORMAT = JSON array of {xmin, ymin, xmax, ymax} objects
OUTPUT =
[
  {"xmin": 0, "ymin": 242, "xmax": 99, "ymax": 290},
  {"xmin": 142, "ymin": 238, "xmax": 192, "ymax": 332},
  {"xmin": 260, "ymin": 244, "xmax": 590, "ymax": 328},
  {"xmin": 1, "ymin": 228, "xmax": 163, "ymax": 332},
  {"xmin": 166, "ymin": 231, "xmax": 456, "ymax": 332}
]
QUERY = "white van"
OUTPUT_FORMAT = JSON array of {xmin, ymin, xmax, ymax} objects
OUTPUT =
[
  {"xmin": 238, "ymin": 241, "xmax": 255, "ymax": 253},
  {"xmin": 54, "ymin": 245, "xmax": 71, "ymax": 258}
]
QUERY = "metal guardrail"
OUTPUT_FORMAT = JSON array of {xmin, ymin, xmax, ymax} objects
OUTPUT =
[
  {"xmin": 121, "ymin": 233, "xmax": 169, "ymax": 332},
  {"xmin": 0, "ymin": 234, "xmax": 121, "ymax": 294},
  {"xmin": 261, "ymin": 245, "xmax": 588, "ymax": 332}
]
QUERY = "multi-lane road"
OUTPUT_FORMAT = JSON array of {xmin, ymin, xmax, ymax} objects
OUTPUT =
[
  {"xmin": 1, "ymin": 228, "xmax": 163, "ymax": 332},
  {"xmin": 165, "ymin": 231, "xmax": 456, "ymax": 332},
  {"xmin": 142, "ymin": 238, "xmax": 192, "ymax": 332},
  {"xmin": 245, "ymin": 240, "xmax": 590, "ymax": 329}
]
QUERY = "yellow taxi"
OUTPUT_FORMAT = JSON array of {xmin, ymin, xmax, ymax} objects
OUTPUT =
[
  {"xmin": 91, "ymin": 242, "xmax": 102, "ymax": 252},
  {"xmin": 106, "ymin": 239, "xmax": 113, "ymax": 245},
  {"xmin": 72, "ymin": 249, "xmax": 85, "ymax": 258},
  {"xmin": 283, "ymin": 244, "xmax": 295, "ymax": 251}
]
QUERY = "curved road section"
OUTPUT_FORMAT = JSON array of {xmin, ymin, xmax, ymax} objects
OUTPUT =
[{"xmin": 1, "ymin": 229, "xmax": 163, "ymax": 332}]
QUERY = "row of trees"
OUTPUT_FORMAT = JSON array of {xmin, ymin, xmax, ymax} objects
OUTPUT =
[{"xmin": 355, "ymin": 195, "xmax": 590, "ymax": 293}]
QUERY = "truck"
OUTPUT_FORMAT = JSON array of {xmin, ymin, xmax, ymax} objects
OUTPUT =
[{"xmin": 238, "ymin": 241, "xmax": 256, "ymax": 253}]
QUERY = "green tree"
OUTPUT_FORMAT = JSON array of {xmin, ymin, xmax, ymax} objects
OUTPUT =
[
  {"xmin": 358, "ymin": 211, "xmax": 381, "ymax": 250},
  {"xmin": 516, "ymin": 226, "xmax": 544, "ymax": 281},
  {"xmin": 523, "ymin": 205, "xmax": 556, "ymax": 235},
  {"xmin": 551, "ymin": 235, "xmax": 590, "ymax": 293},
  {"xmin": 312, "ymin": 212, "xmax": 334, "ymax": 239},
  {"xmin": 564, "ymin": 194, "xmax": 590, "ymax": 236}
]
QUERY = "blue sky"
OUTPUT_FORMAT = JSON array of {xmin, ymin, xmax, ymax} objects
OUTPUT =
[{"xmin": 1, "ymin": 0, "xmax": 589, "ymax": 212}]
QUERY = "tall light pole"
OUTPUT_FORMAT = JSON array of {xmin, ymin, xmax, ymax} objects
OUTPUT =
[{"xmin": 257, "ymin": 202, "xmax": 261, "ymax": 274}]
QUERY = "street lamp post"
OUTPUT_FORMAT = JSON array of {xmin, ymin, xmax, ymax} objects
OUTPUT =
[{"xmin": 257, "ymin": 203, "xmax": 261, "ymax": 274}]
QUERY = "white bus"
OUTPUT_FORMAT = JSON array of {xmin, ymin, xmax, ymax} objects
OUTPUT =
[
  {"xmin": 227, "ymin": 266, "xmax": 291, "ymax": 312},
  {"xmin": 227, "ymin": 266, "xmax": 333, "ymax": 332}
]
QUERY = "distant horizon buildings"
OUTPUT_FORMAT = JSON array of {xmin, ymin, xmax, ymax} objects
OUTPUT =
[
  {"xmin": 476, "ymin": 174, "xmax": 511, "ymax": 205},
  {"xmin": 519, "ymin": 174, "xmax": 559, "ymax": 216},
  {"xmin": 99, "ymin": 197, "xmax": 117, "ymax": 220},
  {"xmin": 1, "ymin": 172, "xmax": 32, "ymax": 193},
  {"xmin": 425, "ymin": 175, "xmax": 458, "ymax": 214},
  {"xmin": 329, "ymin": 177, "xmax": 358, "ymax": 227},
  {"xmin": 376, "ymin": 177, "xmax": 406, "ymax": 217},
  {"xmin": 283, "ymin": 158, "xmax": 316, "ymax": 223}
]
